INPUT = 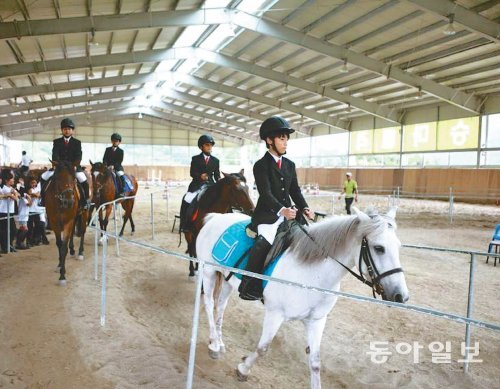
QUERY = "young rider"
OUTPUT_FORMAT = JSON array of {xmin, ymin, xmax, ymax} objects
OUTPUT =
[{"xmin": 239, "ymin": 116, "xmax": 315, "ymax": 300}]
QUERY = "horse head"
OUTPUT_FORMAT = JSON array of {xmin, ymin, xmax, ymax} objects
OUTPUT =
[
  {"xmin": 222, "ymin": 169, "xmax": 254, "ymax": 215},
  {"xmin": 50, "ymin": 159, "xmax": 77, "ymax": 209},
  {"xmin": 353, "ymin": 206, "xmax": 409, "ymax": 303},
  {"xmin": 89, "ymin": 161, "xmax": 109, "ymax": 201}
]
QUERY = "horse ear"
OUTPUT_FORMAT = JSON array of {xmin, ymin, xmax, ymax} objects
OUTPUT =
[
  {"xmin": 239, "ymin": 169, "xmax": 244, "ymax": 176},
  {"xmin": 222, "ymin": 172, "xmax": 229, "ymax": 178},
  {"xmin": 89, "ymin": 159, "xmax": 93, "ymax": 166},
  {"xmin": 386, "ymin": 206, "xmax": 397, "ymax": 220},
  {"xmin": 50, "ymin": 159, "xmax": 57, "ymax": 167},
  {"xmin": 352, "ymin": 206, "xmax": 370, "ymax": 221}
]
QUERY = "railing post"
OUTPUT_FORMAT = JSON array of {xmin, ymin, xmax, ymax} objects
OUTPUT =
[
  {"xmin": 7, "ymin": 201, "xmax": 11, "ymax": 252},
  {"xmin": 151, "ymin": 192, "xmax": 155, "ymax": 240},
  {"xmin": 94, "ymin": 221, "xmax": 99, "ymax": 280},
  {"xmin": 463, "ymin": 253, "xmax": 476, "ymax": 373},
  {"xmin": 449, "ymin": 187, "xmax": 454, "ymax": 224},
  {"xmin": 186, "ymin": 260, "xmax": 204, "ymax": 389},
  {"xmin": 100, "ymin": 235, "xmax": 108, "ymax": 327},
  {"xmin": 113, "ymin": 202, "xmax": 120, "ymax": 256}
]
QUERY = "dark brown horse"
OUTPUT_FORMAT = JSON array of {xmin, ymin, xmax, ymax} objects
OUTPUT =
[
  {"xmin": 45, "ymin": 160, "xmax": 91, "ymax": 285},
  {"xmin": 90, "ymin": 161, "xmax": 138, "ymax": 236},
  {"xmin": 183, "ymin": 170, "xmax": 255, "ymax": 278}
]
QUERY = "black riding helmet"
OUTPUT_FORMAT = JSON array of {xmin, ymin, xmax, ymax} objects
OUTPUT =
[
  {"xmin": 198, "ymin": 134, "xmax": 215, "ymax": 148},
  {"xmin": 111, "ymin": 133, "xmax": 122, "ymax": 141},
  {"xmin": 60, "ymin": 117, "xmax": 75, "ymax": 129},
  {"xmin": 259, "ymin": 116, "xmax": 295, "ymax": 140}
]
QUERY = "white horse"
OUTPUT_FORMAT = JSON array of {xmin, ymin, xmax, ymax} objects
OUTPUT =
[{"xmin": 196, "ymin": 207, "xmax": 409, "ymax": 389}]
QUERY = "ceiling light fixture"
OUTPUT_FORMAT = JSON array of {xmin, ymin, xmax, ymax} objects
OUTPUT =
[
  {"xmin": 345, "ymin": 103, "xmax": 352, "ymax": 113},
  {"xmin": 138, "ymin": 112, "xmax": 143, "ymax": 119},
  {"xmin": 88, "ymin": 67, "xmax": 95, "ymax": 78},
  {"xmin": 443, "ymin": 14, "xmax": 456, "ymax": 36},
  {"xmin": 415, "ymin": 86, "xmax": 424, "ymax": 99},
  {"xmin": 89, "ymin": 27, "xmax": 99, "ymax": 46},
  {"xmin": 14, "ymin": 97, "xmax": 19, "ymax": 107},
  {"xmin": 340, "ymin": 58, "xmax": 349, "ymax": 74}
]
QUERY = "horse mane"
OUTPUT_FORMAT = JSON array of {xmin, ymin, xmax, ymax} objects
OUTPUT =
[
  {"xmin": 54, "ymin": 160, "xmax": 76, "ymax": 178},
  {"xmin": 289, "ymin": 211, "xmax": 395, "ymax": 263},
  {"xmin": 92, "ymin": 162, "xmax": 112, "ymax": 177},
  {"xmin": 198, "ymin": 174, "xmax": 243, "ymax": 209}
]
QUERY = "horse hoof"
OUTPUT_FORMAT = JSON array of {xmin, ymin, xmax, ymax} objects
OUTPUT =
[
  {"xmin": 208, "ymin": 349, "xmax": 220, "ymax": 360},
  {"xmin": 131, "ymin": 231, "xmax": 134, "ymax": 236},
  {"xmin": 188, "ymin": 275, "xmax": 195, "ymax": 282},
  {"xmin": 236, "ymin": 365, "xmax": 248, "ymax": 382},
  {"xmin": 78, "ymin": 255, "xmax": 84, "ymax": 261},
  {"xmin": 58, "ymin": 279, "xmax": 67, "ymax": 286}
]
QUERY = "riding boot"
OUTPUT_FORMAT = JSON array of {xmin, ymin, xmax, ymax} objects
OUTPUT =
[
  {"xmin": 80, "ymin": 180, "xmax": 91, "ymax": 209},
  {"xmin": 238, "ymin": 235, "xmax": 271, "ymax": 301},
  {"xmin": 15, "ymin": 229, "xmax": 28, "ymax": 250},
  {"xmin": 39, "ymin": 178, "xmax": 47, "ymax": 207},
  {"xmin": 118, "ymin": 175, "xmax": 127, "ymax": 197}
]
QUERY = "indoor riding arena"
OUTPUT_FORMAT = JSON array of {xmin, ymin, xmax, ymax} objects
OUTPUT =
[{"xmin": 0, "ymin": 1, "xmax": 499, "ymax": 388}]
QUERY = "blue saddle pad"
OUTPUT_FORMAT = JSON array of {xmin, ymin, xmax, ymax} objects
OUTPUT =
[
  {"xmin": 123, "ymin": 176, "xmax": 133, "ymax": 192},
  {"xmin": 112, "ymin": 174, "xmax": 133, "ymax": 194},
  {"xmin": 211, "ymin": 220, "xmax": 281, "ymax": 289}
]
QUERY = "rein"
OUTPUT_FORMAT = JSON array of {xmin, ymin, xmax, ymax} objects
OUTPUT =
[{"xmin": 296, "ymin": 223, "xmax": 403, "ymax": 298}]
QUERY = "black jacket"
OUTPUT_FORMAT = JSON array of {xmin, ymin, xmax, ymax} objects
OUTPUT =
[
  {"xmin": 52, "ymin": 137, "xmax": 82, "ymax": 166},
  {"xmin": 103, "ymin": 146, "xmax": 124, "ymax": 171},
  {"xmin": 188, "ymin": 153, "xmax": 220, "ymax": 192},
  {"xmin": 252, "ymin": 152, "xmax": 309, "ymax": 226}
]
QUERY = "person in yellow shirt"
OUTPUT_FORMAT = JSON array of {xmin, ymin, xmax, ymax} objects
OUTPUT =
[{"xmin": 339, "ymin": 172, "xmax": 358, "ymax": 215}]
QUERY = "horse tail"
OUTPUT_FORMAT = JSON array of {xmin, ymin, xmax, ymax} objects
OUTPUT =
[{"xmin": 213, "ymin": 271, "xmax": 224, "ymax": 316}]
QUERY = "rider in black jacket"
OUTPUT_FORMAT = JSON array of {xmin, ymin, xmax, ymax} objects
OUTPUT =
[
  {"xmin": 103, "ymin": 133, "xmax": 126, "ymax": 197},
  {"xmin": 39, "ymin": 118, "xmax": 91, "ymax": 209},
  {"xmin": 238, "ymin": 116, "xmax": 315, "ymax": 300},
  {"xmin": 180, "ymin": 134, "xmax": 221, "ymax": 232}
]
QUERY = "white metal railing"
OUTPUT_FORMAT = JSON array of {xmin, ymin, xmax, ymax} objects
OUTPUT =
[{"xmin": 88, "ymin": 201, "xmax": 500, "ymax": 387}]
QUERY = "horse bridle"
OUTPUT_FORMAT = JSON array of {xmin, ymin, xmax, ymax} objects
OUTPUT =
[
  {"xmin": 56, "ymin": 187, "xmax": 75, "ymax": 209},
  {"xmin": 298, "ymin": 224, "xmax": 403, "ymax": 299},
  {"xmin": 357, "ymin": 237, "xmax": 403, "ymax": 298}
]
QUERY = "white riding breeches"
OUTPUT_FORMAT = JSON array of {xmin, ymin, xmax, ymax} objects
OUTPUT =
[
  {"xmin": 41, "ymin": 170, "xmax": 87, "ymax": 183},
  {"xmin": 184, "ymin": 191, "xmax": 197, "ymax": 204},
  {"xmin": 116, "ymin": 170, "xmax": 124, "ymax": 177},
  {"xmin": 41, "ymin": 170, "xmax": 52, "ymax": 180},
  {"xmin": 257, "ymin": 215, "xmax": 285, "ymax": 245},
  {"xmin": 76, "ymin": 171, "xmax": 86, "ymax": 183}
]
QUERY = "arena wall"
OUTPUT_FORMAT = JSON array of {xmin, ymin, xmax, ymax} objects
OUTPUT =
[
  {"xmin": 298, "ymin": 168, "xmax": 500, "ymax": 201},
  {"xmin": 25, "ymin": 164, "xmax": 499, "ymax": 201}
]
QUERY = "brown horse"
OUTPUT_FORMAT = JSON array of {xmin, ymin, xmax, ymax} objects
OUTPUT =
[
  {"xmin": 183, "ymin": 170, "xmax": 255, "ymax": 278},
  {"xmin": 90, "ymin": 161, "xmax": 138, "ymax": 236},
  {"xmin": 45, "ymin": 160, "xmax": 91, "ymax": 285}
]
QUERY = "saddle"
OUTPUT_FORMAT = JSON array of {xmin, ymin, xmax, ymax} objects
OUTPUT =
[
  {"xmin": 110, "ymin": 171, "xmax": 133, "ymax": 196},
  {"xmin": 212, "ymin": 219, "xmax": 300, "ymax": 288},
  {"xmin": 183, "ymin": 185, "xmax": 209, "ymax": 226}
]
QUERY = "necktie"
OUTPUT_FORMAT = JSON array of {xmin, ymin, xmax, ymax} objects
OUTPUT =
[
  {"xmin": 64, "ymin": 139, "xmax": 69, "ymax": 146},
  {"xmin": 277, "ymin": 159, "xmax": 281, "ymax": 169},
  {"xmin": 205, "ymin": 156, "xmax": 209, "ymax": 165}
]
